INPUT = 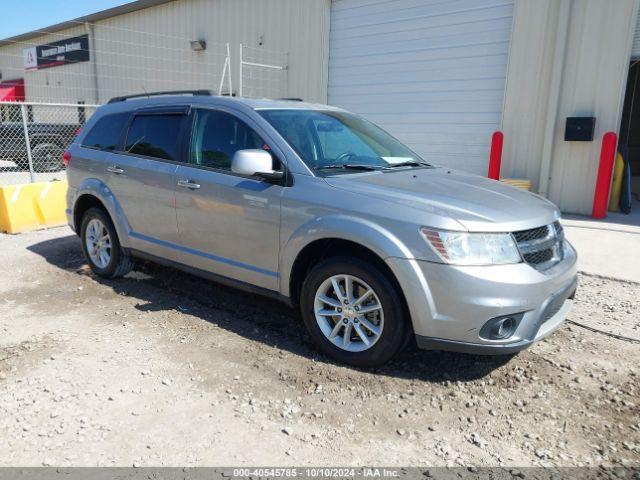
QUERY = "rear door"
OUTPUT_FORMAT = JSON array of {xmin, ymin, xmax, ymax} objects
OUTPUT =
[
  {"xmin": 106, "ymin": 106, "xmax": 188, "ymax": 259},
  {"xmin": 173, "ymin": 107, "xmax": 284, "ymax": 291}
]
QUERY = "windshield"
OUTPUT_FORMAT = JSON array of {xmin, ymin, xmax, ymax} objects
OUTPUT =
[{"xmin": 258, "ymin": 109, "xmax": 429, "ymax": 174}]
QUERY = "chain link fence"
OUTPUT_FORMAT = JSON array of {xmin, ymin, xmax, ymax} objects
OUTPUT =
[{"xmin": 0, "ymin": 101, "xmax": 98, "ymax": 186}]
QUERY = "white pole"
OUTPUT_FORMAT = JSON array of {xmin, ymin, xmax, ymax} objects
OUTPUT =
[
  {"xmin": 218, "ymin": 57, "xmax": 227, "ymax": 96},
  {"xmin": 227, "ymin": 42, "xmax": 233, "ymax": 96},
  {"xmin": 238, "ymin": 43, "xmax": 243, "ymax": 97},
  {"xmin": 20, "ymin": 104, "xmax": 35, "ymax": 183}
]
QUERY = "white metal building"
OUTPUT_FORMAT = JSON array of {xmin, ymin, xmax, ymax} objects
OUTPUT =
[{"xmin": 1, "ymin": 0, "xmax": 640, "ymax": 215}]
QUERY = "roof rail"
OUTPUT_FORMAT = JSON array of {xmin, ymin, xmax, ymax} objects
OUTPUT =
[
  {"xmin": 107, "ymin": 89, "xmax": 214, "ymax": 104},
  {"xmin": 275, "ymin": 97, "xmax": 303, "ymax": 102}
]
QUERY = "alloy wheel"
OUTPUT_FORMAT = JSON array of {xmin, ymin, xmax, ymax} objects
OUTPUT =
[
  {"xmin": 313, "ymin": 274, "xmax": 384, "ymax": 352},
  {"xmin": 85, "ymin": 218, "xmax": 112, "ymax": 269}
]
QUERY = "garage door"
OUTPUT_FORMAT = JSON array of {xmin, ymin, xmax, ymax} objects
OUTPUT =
[
  {"xmin": 632, "ymin": 5, "xmax": 640, "ymax": 59},
  {"xmin": 328, "ymin": 0, "xmax": 515, "ymax": 175}
]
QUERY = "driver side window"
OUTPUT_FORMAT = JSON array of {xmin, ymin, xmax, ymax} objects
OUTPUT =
[{"xmin": 190, "ymin": 109, "xmax": 265, "ymax": 170}]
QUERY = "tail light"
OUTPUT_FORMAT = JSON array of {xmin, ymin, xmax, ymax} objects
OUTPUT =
[{"xmin": 62, "ymin": 150, "xmax": 71, "ymax": 167}]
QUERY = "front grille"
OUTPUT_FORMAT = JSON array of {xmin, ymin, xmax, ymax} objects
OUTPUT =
[
  {"xmin": 523, "ymin": 249, "xmax": 554, "ymax": 265},
  {"xmin": 514, "ymin": 225, "xmax": 549, "ymax": 243},
  {"xmin": 513, "ymin": 221, "xmax": 564, "ymax": 272}
]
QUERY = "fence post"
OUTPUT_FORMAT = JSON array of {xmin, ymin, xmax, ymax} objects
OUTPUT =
[
  {"xmin": 20, "ymin": 104, "xmax": 35, "ymax": 183},
  {"xmin": 238, "ymin": 43, "xmax": 243, "ymax": 97}
]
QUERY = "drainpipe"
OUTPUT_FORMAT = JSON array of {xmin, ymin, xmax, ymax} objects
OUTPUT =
[
  {"xmin": 538, "ymin": 0, "xmax": 571, "ymax": 198},
  {"xmin": 85, "ymin": 22, "xmax": 99, "ymax": 104}
]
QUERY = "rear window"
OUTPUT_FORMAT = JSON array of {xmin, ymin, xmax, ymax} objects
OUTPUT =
[
  {"xmin": 81, "ymin": 112, "xmax": 129, "ymax": 151},
  {"xmin": 124, "ymin": 114, "xmax": 184, "ymax": 161}
]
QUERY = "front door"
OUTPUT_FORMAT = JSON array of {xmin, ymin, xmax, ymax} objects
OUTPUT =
[{"xmin": 174, "ymin": 108, "xmax": 284, "ymax": 291}]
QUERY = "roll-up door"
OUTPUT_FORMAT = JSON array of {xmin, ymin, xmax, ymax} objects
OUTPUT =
[{"xmin": 328, "ymin": 0, "xmax": 515, "ymax": 174}]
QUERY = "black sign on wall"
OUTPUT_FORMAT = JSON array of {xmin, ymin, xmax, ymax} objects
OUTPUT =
[{"xmin": 23, "ymin": 34, "xmax": 90, "ymax": 71}]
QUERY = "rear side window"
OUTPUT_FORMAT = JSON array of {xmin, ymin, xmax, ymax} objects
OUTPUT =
[
  {"xmin": 125, "ymin": 114, "xmax": 185, "ymax": 161},
  {"xmin": 81, "ymin": 112, "xmax": 129, "ymax": 151}
]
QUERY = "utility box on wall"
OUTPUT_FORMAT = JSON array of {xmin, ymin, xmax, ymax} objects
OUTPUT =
[{"xmin": 565, "ymin": 117, "xmax": 596, "ymax": 142}]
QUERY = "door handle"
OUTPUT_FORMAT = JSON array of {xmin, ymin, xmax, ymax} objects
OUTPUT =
[
  {"xmin": 177, "ymin": 179, "xmax": 201, "ymax": 190},
  {"xmin": 107, "ymin": 165, "xmax": 124, "ymax": 174}
]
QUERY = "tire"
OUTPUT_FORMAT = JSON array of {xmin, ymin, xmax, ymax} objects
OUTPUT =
[
  {"xmin": 300, "ymin": 256, "xmax": 408, "ymax": 368},
  {"xmin": 31, "ymin": 143, "xmax": 64, "ymax": 172},
  {"xmin": 80, "ymin": 207, "xmax": 134, "ymax": 278}
]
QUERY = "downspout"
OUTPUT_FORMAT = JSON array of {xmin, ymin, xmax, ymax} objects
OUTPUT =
[
  {"xmin": 538, "ymin": 0, "xmax": 572, "ymax": 197},
  {"xmin": 85, "ymin": 22, "xmax": 99, "ymax": 104}
]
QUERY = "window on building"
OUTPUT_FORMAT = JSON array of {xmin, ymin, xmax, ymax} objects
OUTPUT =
[
  {"xmin": 82, "ymin": 112, "xmax": 130, "ymax": 151},
  {"xmin": 190, "ymin": 109, "xmax": 265, "ymax": 170},
  {"xmin": 125, "ymin": 114, "xmax": 185, "ymax": 161}
]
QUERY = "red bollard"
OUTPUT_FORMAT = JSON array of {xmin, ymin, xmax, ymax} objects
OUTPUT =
[
  {"xmin": 592, "ymin": 132, "xmax": 618, "ymax": 219},
  {"xmin": 487, "ymin": 131, "xmax": 503, "ymax": 180}
]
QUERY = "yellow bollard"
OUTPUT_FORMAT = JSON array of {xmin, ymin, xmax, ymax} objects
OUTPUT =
[{"xmin": 608, "ymin": 153, "xmax": 624, "ymax": 212}]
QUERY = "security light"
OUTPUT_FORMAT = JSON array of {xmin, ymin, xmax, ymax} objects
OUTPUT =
[{"xmin": 190, "ymin": 40, "xmax": 206, "ymax": 51}]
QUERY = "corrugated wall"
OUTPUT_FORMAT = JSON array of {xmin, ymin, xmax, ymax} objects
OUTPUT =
[
  {"xmin": 547, "ymin": 0, "xmax": 639, "ymax": 214},
  {"xmin": 0, "ymin": 0, "xmax": 330, "ymax": 104},
  {"xmin": 502, "ymin": 0, "xmax": 639, "ymax": 214}
]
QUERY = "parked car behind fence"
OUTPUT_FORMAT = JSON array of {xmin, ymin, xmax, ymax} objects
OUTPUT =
[{"xmin": 0, "ymin": 102, "xmax": 98, "ymax": 185}]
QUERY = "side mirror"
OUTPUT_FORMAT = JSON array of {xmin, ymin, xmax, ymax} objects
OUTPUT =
[{"xmin": 231, "ymin": 149, "xmax": 283, "ymax": 181}]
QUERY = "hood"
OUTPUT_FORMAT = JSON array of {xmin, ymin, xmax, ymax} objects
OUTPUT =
[{"xmin": 324, "ymin": 167, "xmax": 559, "ymax": 232}]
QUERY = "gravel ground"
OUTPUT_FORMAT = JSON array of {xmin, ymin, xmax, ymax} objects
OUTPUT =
[{"xmin": 0, "ymin": 227, "xmax": 638, "ymax": 467}]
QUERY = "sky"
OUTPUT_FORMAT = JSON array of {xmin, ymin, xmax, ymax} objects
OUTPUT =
[{"xmin": 0, "ymin": 0, "xmax": 130, "ymax": 39}]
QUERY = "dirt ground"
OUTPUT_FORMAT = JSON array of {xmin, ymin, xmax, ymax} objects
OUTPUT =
[{"xmin": 0, "ymin": 227, "xmax": 638, "ymax": 468}]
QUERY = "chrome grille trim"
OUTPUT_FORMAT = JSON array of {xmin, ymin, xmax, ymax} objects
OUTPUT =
[{"xmin": 513, "ymin": 221, "xmax": 565, "ymax": 272}]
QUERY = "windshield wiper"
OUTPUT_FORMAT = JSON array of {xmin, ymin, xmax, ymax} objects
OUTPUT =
[
  {"xmin": 382, "ymin": 161, "xmax": 431, "ymax": 169},
  {"xmin": 318, "ymin": 164, "xmax": 380, "ymax": 171}
]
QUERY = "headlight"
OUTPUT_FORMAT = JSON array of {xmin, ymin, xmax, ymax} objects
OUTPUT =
[{"xmin": 420, "ymin": 228, "xmax": 522, "ymax": 265}]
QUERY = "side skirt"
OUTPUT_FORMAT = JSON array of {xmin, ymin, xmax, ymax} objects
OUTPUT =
[{"xmin": 128, "ymin": 248, "xmax": 294, "ymax": 308}]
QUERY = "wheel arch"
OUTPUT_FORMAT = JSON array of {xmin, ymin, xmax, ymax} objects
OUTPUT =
[
  {"xmin": 71, "ymin": 178, "xmax": 132, "ymax": 248},
  {"xmin": 73, "ymin": 194, "xmax": 108, "ymax": 233},
  {"xmin": 280, "ymin": 215, "xmax": 413, "ymax": 295}
]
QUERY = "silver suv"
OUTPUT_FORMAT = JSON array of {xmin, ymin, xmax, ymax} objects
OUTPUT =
[{"xmin": 66, "ymin": 91, "xmax": 577, "ymax": 367}]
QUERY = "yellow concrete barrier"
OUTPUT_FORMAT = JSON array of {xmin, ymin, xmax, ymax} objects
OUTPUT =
[{"xmin": 0, "ymin": 180, "xmax": 68, "ymax": 234}]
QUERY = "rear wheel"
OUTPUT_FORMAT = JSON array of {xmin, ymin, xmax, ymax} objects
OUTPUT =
[
  {"xmin": 80, "ymin": 207, "xmax": 133, "ymax": 278},
  {"xmin": 300, "ymin": 257, "xmax": 407, "ymax": 367}
]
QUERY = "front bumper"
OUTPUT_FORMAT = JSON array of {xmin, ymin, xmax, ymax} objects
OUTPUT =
[{"xmin": 386, "ymin": 242, "xmax": 578, "ymax": 355}]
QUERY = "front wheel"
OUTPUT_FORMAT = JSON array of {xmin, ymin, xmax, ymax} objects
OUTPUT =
[{"xmin": 300, "ymin": 257, "xmax": 408, "ymax": 368}]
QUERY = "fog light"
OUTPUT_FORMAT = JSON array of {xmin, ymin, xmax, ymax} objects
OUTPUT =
[
  {"xmin": 480, "ymin": 314, "xmax": 522, "ymax": 340},
  {"xmin": 495, "ymin": 317, "xmax": 516, "ymax": 339}
]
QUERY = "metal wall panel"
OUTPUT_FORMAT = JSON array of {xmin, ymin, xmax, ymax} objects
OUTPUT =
[
  {"xmin": 0, "ymin": 0, "xmax": 330, "ymax": 104},
  {"xmin": 328, "ymin": 0, "xmax": 515, "ymax": 175},
  {"xmin": 547, "ymin": 0, "xmax": 638, "ymax": 214},
  {"xmin": 500, "ymin": 0, "xmax": 560, "ymax": 193},
  {"xmin": 93, "ymin": 0, "xmax": 330, "ymax": 103}
]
